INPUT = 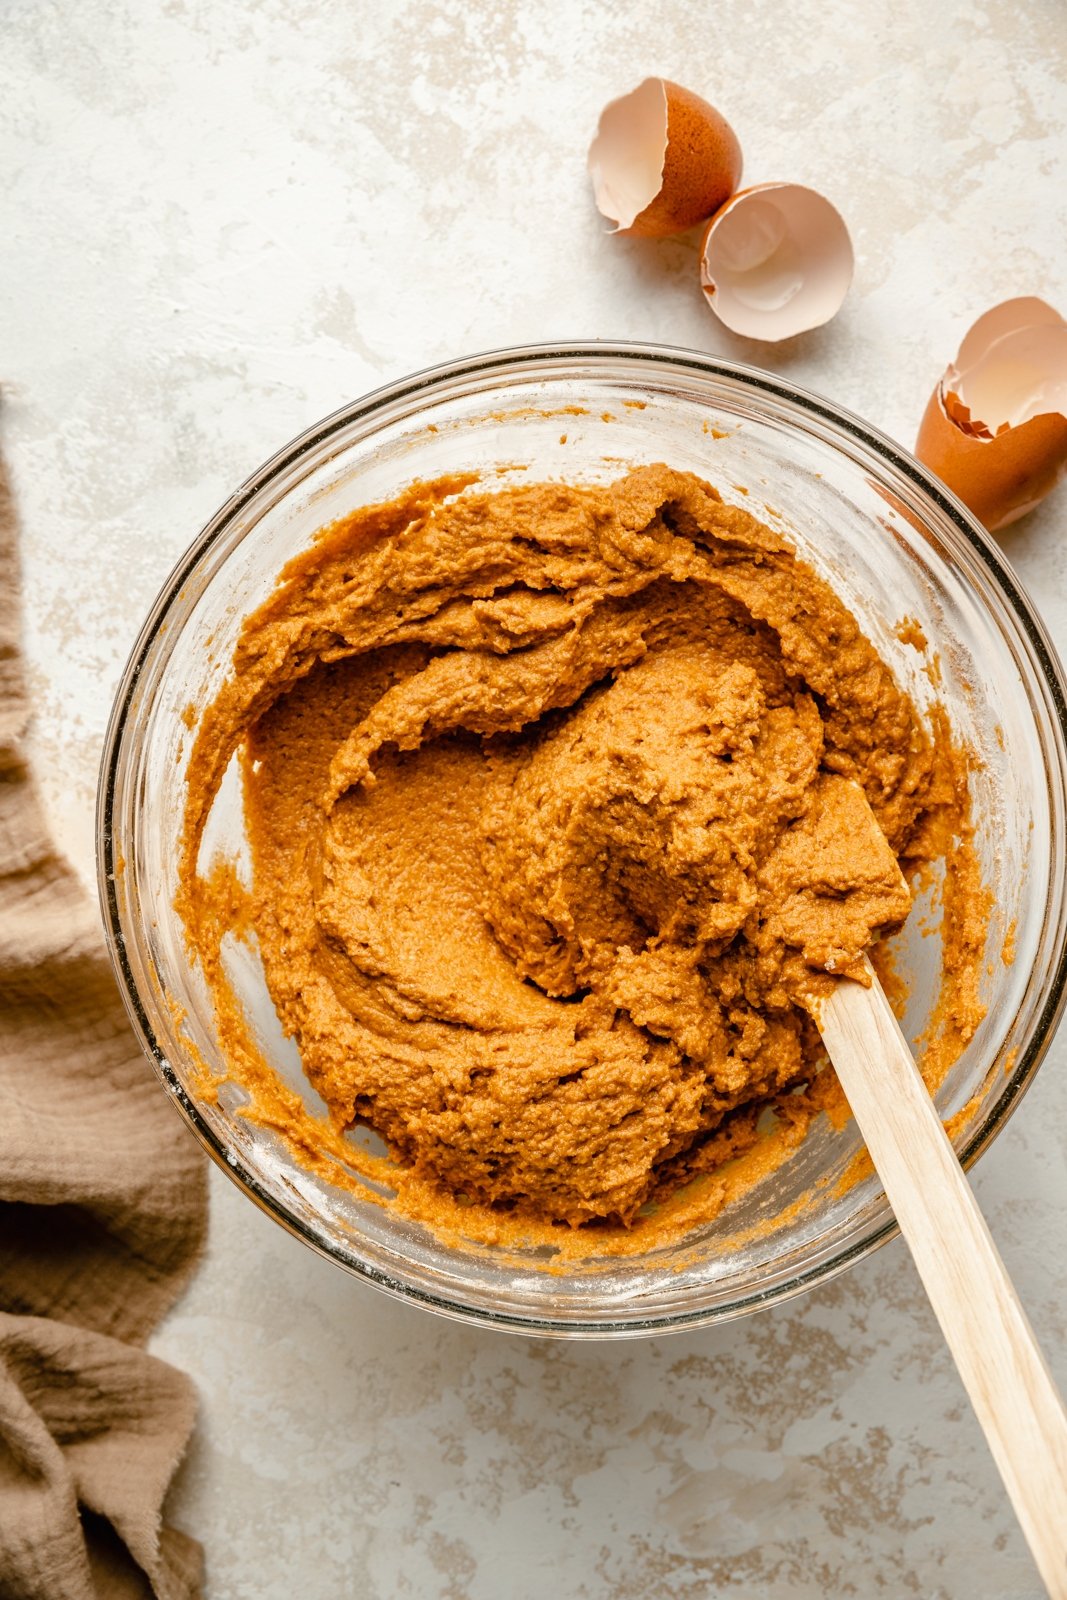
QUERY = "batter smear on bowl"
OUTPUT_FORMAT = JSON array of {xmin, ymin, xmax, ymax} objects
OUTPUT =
[{"xmin": 178, "ymin": 466, "xmax": 987, "ymax": 1236}]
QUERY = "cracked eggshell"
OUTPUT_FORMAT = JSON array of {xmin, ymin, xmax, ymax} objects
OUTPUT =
[
  {"xmin": 699, "ymin": 183, "xmax": 854, "ymax": 341},
  {"xmin": 588, "ymin": 77, "xmax": 742, "ymax": 238},
  {"xmin": 916, "ymin": 297, "xmax": 1067, "ymax": 531}
]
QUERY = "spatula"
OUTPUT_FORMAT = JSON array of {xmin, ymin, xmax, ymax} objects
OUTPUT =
[{"xmin": 812, "ymin": 962, "xmax": 1067, "ymax": 1597}]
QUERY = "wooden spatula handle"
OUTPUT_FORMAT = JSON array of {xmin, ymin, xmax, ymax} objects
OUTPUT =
[{"xmin": 817, "ymin": 963, "xmax": 1067, "ymax": 1599}]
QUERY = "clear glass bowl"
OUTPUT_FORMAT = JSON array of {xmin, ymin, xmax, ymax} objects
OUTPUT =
[{"xmin": 97, "ymin": 343, "xmax": 1067, "ymax": 1338}]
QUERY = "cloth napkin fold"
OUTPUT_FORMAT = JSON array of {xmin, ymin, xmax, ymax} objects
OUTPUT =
[{"xmin": 0, "ymin": 449, "xmax": 208, "ymax": 1600}]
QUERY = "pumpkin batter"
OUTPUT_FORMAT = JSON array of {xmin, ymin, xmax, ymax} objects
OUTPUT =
[{"xmin": 179, "ymin": 465, "xmax": 982, "ymax": 1233}]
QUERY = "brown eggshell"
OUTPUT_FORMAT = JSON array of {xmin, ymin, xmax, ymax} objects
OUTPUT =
[
  {"xmin": 915, "ymin": 297, "xmax": 1067, "ymax": 530},
  {"xmin": 916, "ymin": 385, "xmax": 1067, "ymax": 531},
  {"xmin": 699, "ymin": 183, "xmax": 853, "ymax": 341},
  {"xmin": 588, "ymin": 77, "xmax": 741, "ymax": 238}
]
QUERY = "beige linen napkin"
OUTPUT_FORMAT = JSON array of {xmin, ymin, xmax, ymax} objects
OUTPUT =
[{"xmin": 0, "ymin": 452, "xmax": 208, "ymax": 1599}]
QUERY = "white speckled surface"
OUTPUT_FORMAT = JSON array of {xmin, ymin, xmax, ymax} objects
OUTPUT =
[{"xmin": 3, "ymin": 2, "xmax": 1066, "ymax": 1594}]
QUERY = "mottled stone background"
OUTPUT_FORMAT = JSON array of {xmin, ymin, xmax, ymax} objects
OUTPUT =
[{"xmin": 2, "ymin": 1, "xmax": 1065, "ymax": 1595}]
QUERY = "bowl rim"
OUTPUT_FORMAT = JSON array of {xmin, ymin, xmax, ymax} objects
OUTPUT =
[{"xmin": 97, "ymin": 339, "xmax": 1067, "ymax": 1337}]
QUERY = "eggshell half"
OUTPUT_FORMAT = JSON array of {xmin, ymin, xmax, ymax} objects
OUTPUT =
[
  {"xmin": 699, "ymin": 183, "xmax": 853, "ymax": 340},
  {"xmin": 915, "ymin": 297, "xmax": 1067, "ymax": 531},
  {"xmin": 588, "ymin": 78, "xmax": 742, "ymax": 238}
]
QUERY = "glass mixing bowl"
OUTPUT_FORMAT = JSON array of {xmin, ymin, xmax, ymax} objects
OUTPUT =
[{"xmin": 98, "ymin": 343, "xmax": 1067, "ymax": 1337}]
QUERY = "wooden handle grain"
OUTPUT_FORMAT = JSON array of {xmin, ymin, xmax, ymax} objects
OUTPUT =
[{"xmin": 817, "ymin": 963, "xmax": 1067, "ymax": 1598}]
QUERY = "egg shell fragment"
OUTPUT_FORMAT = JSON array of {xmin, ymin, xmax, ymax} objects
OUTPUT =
[
  {"xmin": 588, "ymin": 77, "xmax": 742, "ymax": 238},
  {"xmin": 699, "ymin": 183, "xmax": 854, "ymax": 341},
  {"xmin": 916, "ymin": 297, "xmax": 1067, "ymax": 531}
]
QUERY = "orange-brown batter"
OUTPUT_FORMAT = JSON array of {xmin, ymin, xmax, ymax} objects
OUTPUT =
[{"xmin": 178, "ymin": 466, "xmax": 985, "ymax": 1237}]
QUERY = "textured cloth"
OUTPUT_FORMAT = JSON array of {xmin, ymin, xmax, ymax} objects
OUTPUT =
[{"xmin": 0, "ymin": 452, "xmax": 208, "ymax": 1599}]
